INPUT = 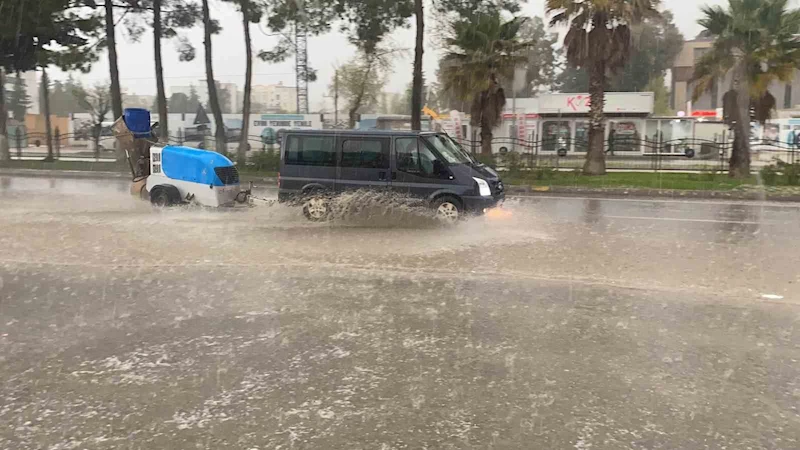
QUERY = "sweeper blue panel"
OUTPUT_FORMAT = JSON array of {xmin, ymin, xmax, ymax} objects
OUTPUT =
[{"xmin": 161, "ymin": 145, "xmax": 234, "ymax": 186}]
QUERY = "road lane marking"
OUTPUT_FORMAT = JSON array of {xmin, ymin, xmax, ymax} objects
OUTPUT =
[
  {"xmin": 508, "ymin": 194, "xmax": 800, "ymax": 208},
  {"xmin": 603, "ymin": 215, "xmax": 764, "ymax": 224}
]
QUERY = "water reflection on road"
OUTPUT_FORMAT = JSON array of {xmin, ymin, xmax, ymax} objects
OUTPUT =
[{"xmin": 2, "ymin": 175, "xmax": 800, "ymax": 448}]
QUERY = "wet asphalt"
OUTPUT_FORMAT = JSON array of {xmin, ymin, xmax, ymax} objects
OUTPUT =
[{"xmin": 1, "ymin": 175, "xmax": 800, "ymax": 449}]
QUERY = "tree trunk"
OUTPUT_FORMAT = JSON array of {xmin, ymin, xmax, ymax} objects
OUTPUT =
[
  {"xmin": 0, "ymin": 68, "xmax": 9, "ymax": 161},
  {"xmin": 411, "ymin": 0, "xmax": 424, "ymax": 131},
  {"xmin": 0, "ymin": 68, "xmax": 6, "ymax": 136},
  {"xmin": 480, "ymin": 119, "xmax": 493, "ymax": 155},
  {"xmin": 94, "ymin": 126, "xmax": 101, "ymax": 160},
  {"xmin": 730, "ymin": 63, "xmax": 751, "ymax": 178},
  {"xmin": 153, "ymin": 0, "xmax": 168, "ymax": 142},
  {"xmin": 105, "ymin": 0, "xmax": 123, "ymax": 120},
  {"xmin": 238, "ymin": 0, "xmax": 253, "ymax": 166},
  {"xmin": 41, "ymin": 68, "xmax": 54, "ymax": 162},
  {"xmin": 202, "ymin": 0, "xmax": 226, "ymax": 153},
  {"xmin": 584, "ymin": 59, "xmax": 607, "ymax": 175},
  {"xmin": 348, "ymin": 107, "xmax": 359, "ymax": 129}
]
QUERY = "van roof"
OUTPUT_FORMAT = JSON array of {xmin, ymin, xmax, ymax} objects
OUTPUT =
[{"xmin": 283, "ymin": 129, "xmax": 439, "ymax": 137}]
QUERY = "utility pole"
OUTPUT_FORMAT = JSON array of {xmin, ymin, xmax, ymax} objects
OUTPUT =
[{"xmin": 511, "ymin": 42, "xmax": 517, "ymax": 152}]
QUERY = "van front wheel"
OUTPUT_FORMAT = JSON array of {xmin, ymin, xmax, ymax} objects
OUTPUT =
[
  {"xmin": 303, "ymin": 196, "xmax": 330, "ymax": 221},
  {"xmin": 433, "ymin": 196, "xmax": 461, "ymax": 223}
]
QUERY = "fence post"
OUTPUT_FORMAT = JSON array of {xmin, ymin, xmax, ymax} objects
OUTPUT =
[
  {"xmin": 55, "ymin": 127, "xmax": 61, "ymax": 159},
  {"xmin": 15, "ymin": 128, "xmax": 22, "ymax": 158},
  {"xmin": 720, "ymin": 130, "xmax": 726, "ymax": 172}
]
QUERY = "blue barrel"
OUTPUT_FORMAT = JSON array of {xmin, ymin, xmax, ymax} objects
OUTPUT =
[{"xmin": 123, "ymin": 108, "xmax": 152, "ymax": 138}]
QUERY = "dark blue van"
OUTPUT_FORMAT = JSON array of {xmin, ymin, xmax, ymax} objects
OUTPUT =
[{"xmin": 277, "ymin": 130, "xmax": 504, "ymax": 221}]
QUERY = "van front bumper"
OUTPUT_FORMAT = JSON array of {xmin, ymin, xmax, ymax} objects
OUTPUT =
[{"xmin": 462, "ymin": 193, "xmax": 504, "ymax": 213}]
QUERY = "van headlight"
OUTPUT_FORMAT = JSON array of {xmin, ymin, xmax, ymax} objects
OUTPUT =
[{"xmin": 473, "ymin": 177, "xmax": 491, "ymax": 197}]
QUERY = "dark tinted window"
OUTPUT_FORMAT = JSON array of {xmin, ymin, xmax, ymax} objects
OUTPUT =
[
  {"xmin": 396, "ymin": 138, "xmax": 421, "ymax": 173},
  {"xmin": 341, "ymin": 138, "xmax": 390, "ymax": 169},
  {"xmin": 395, "ymin": 137, "xmax": 437, "ymax": 177},
  {"xmin": 284, "ymin": 135, "xmax": 336, "ymax": 166}
]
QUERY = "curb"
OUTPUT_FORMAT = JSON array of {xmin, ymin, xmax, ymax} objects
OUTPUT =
[
  {"xmin": 506, "ymin": 185, "xmax": 800, "ymax": 202},
  {"xmin": 3, "ymin": 168, "xmax": 800, "ymax": 202}
]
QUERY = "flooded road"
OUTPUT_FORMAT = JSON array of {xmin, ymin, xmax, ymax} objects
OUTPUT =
[{"xmin": 2, "ymin": 175, "xmax": 800, "ymax": 449}]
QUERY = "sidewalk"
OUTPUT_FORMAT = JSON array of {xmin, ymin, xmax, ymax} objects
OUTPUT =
[
  {"xmin": 3, "ymin": 168, "xmax": 800, "ymax": 202},
  {"xmin": 0, "ymin": 168, "xmax": 127, "ymax": 179}
]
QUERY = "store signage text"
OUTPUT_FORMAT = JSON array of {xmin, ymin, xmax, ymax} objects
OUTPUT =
[
  {"xmin": 253, "ymin": 120, "xmax": 312, "ymax": 127},
  {"xmin": 567, "ymin": 95, "xmax": 591, "ymax": 111}
]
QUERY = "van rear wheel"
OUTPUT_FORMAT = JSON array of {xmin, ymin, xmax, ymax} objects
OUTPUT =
[
  {"xmin": 303, "ymin": 196, "xmax": 330, "ymax": 221},
  {"xmin": 433, "ymin": 196, "xmax": 461, "ymax": 223}
]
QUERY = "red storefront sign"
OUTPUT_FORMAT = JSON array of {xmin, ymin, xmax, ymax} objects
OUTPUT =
[
  {"xmin": 691, "ymin": 110, "xmax": 717, "ymax": 117},
  {"xmin": 566, "ymin": 95, "xmax": 590, "ymax": 111}
]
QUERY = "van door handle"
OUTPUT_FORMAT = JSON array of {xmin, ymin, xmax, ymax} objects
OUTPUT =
[{"xmin": 378, "ymin": 171, "xmax": 387, "ymax": 180}]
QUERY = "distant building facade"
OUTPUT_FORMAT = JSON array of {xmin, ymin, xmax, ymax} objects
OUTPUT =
[
  {"xmin": 671, "ymin": 37, "xmax": 800, "ymax": 116},
  {"xmin": 123, "ymin": 93, "xmax": 156, "ymax": 110},
  {"xmin": 251, "ymin": 82, "xmax": 297, "ymax": 113}
]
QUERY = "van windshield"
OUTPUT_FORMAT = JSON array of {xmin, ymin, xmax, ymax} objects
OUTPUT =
[{"xmin": 423, "ymin": 134, "xmax": 474, "ymax": 165}]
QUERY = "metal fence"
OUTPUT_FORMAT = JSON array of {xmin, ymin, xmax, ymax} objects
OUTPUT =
[
  {"xmin": 451, "ymin": 136, "xmax": 800, "ymax": 172},
  {"xmin": 4, "ymin": 130, "xmax": 800, "ymax": 173}
]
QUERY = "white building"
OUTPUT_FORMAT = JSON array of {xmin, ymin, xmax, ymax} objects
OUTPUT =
[
  {"xmin": 123, "ymin": 93, "xmax": 156, "ymax": 109},
  {"xmin": 251, "ymin": 82, "xmax": 297, "ymax": 113}
]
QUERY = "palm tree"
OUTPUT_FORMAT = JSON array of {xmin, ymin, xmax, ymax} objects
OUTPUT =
[
  {"xmin": 440, "ymin": 13, "xmax": 530, "ymax": 155},
  {"xmin": 547, "ymin": 0, "xmax": 660, "ymax": 175},
  {"xmin": 411, "ymin": 0, "xmax": 424, "ymax": 131},
  {"xmin": 692, "ymin": 0, "xmax": 800, "ymax": 178}
]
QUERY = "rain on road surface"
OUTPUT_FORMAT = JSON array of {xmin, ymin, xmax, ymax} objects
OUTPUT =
[{"xmin": 1, "ymin": 176, "xmax": 800, "ymax": 449}]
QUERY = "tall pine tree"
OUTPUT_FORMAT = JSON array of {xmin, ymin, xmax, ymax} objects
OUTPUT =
[{"xmin": 8, "ymin": 73, "xmax": 31, "ymax": 121}]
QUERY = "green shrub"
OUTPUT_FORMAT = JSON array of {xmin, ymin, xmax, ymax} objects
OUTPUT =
[
  {"xmin": 778, "ymin": 161, "xmax": 800, "ymax": 185},
  {"xmin": 699, "ymin": 167, "xmax": 719, "ymax": 182},
  {"xmin": 247, "ymin": 149, "xmax": 279, "ymax": 172},
  {"xmin": 504, "ymin": 151, "xmax": 523, "ymax": 173},
  {"xmin": 533, "ymin": 165, "xmax": 557, "ymax": 180},
  {"xmin": 760, "ymin": 165, "xmax": 779, "ymax": 185},
  {"xmin": 475, "ymin": 153, "xmax": 497, "ymax": 168}
]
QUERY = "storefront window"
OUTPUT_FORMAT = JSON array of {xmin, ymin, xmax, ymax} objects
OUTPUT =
[
  {"xmin": 608, "ymin": 121, "xmax": 642, "ymax": 152},
  {"xmin": 645, "ymin": 120, "xmax": 661, "ymax": 153},
  {"xmin": 574, "ymin": 122, "xmax": 588, "ymax": 152},
  {"xmin": 542, "ymin": 121, "xmax": 571, "ymax": 152},
  {"xmin": 665, "ymin": 119, "xmax": 693, "ymax": 153}
]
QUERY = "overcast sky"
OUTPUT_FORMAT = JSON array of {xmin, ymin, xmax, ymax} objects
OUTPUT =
[{"xmin": 49, "ymin": 0, "xmax": 791, "ymax": 111}]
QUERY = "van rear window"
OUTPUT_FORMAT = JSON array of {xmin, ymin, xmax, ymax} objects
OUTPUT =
[{"xmin": 285, "ymin": 135, "xmax": 336, "ymax": 166}]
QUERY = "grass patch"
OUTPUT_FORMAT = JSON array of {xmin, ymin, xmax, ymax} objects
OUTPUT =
[{"xmin": 502, "ymin": 170, "xmax": 756, "ymax": 191}]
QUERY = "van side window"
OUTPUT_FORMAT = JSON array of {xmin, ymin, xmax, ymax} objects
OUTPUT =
[
  {"xmin": 341, "ymin": 138, "xmax": 390, "ymax": 169},
  {"xmin": 285, "ymin": 135, "xmax": 336, "ymax": 166},
  {"xmin": 396, "ymin": 137, "xmax": 436, "ymax": 177}
]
